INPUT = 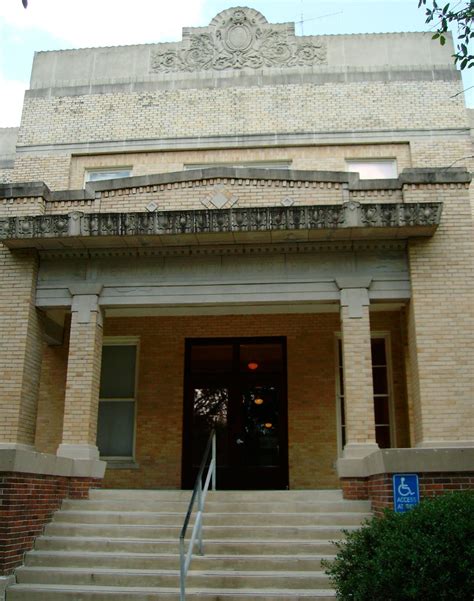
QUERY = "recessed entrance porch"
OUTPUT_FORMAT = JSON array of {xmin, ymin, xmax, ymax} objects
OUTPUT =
[{"xmin": 34, "ymin": 309, "xmax": 411, "ymax": 491}]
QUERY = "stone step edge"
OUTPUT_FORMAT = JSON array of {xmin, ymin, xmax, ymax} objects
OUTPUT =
[
  {"xmin": 28, "ymin": 551, "xmax": 336, "ymax": 560},
  {"xmin": 36, "ymin": 535, "xmax": 338, "ymax": 544},
  {"xmin": 46, "ymin": 523, "xmax": 357, "ymax": 530},
  {"xmin": 54, "ymin": 510, "xmax": 370, "ymax": 517},
  {"xmin": 17, "ymin": 566, "xmax": 329, "ymax": 578},
  {"xmin": 8, "ymin": 583, "xmax": 336, "ymax": 597}
]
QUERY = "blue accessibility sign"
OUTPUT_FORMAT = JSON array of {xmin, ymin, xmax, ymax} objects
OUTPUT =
[{"xmin": 393, "ymin": 474, "xmax": 420, "ymax": 513}]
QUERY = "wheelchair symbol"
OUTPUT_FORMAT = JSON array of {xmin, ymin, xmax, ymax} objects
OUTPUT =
[{"xmin": 397, "ymin": 477, "xmax": 415, "ymax": 496}]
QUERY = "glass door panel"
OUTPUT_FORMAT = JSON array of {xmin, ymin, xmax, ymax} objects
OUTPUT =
[
  {"xmin": 238, "ymin": 385, "xmax": 280, "ymax": 468},
  {"xmin": 191, "ymin": 386, "xmax": 229, "ymax": 468}
]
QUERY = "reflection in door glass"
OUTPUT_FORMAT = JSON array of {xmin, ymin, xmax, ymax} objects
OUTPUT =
[
  {"xmin": 192, "ymin": 387, "xmax": 229, "ymax": 467},
  {"xmin": 240, "ymin": 386, "xmax": 279, "ymax": 467}
]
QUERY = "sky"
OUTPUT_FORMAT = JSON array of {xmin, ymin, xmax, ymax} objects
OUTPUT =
[{"xmin": 0, "ymin": 0, "xmax": 472, "ymax": 127}]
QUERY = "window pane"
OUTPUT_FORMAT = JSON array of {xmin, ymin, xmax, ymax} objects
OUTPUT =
[
  {"xmin": 373, "ymin": 366, "xmax": 388, "ymax": 395},
  {"xmin": 190, "ymin": 345, "xmax": 233, "ymax": 373},
  {"xmin": 376, "ymin": 425, "xmax": 391, "ymax": 449},
  {"xmin": 240, "ymin": 343, "xmax": 283, "ymax": 373},
  {"xmin": 192, "ymin": 387, "xmax": 229, "ymax": 467},
  {"xmin": 340, "ymin": 397, "xmax": 345, "ymax": 424},
  {"xmin": 97, "ymin": 401, "xmax": 134, "ymax": 457},
  {"xmin": 374, "ymin": 398, "xmax": 390, "ymax": 424},
  {"xmin": 347, "ymin": 160, "xmax": 397, "ymax": 179},
  {"xmin": 240, "ymin": 385, "xmax": 280, "ymax": 467},
  {"xmin": 371, "ymin": 338, "xmax": 386, "ymax": 365},
  {"xmin": 86, "ymin": 169, "xmax": 131, "ymax": 182},
  {"xmin": 100, "ymin": 345, "xmax": 136, "ymax": 398}
]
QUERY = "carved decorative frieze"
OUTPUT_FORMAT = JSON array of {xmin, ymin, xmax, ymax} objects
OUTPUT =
[
  {"xmin": 150, "ymin": 7, "xmax": 327, "ymax": 73},
  {"xmin": 0, "ymin": 203, "xmax": 442, "ymax": 249}
]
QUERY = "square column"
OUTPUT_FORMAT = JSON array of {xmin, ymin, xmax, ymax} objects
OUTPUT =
[
  {"xmin": 0, "ymin": 248, "xmax": 43, "ymax": 449},
  {"xmin": 339, "ymin": 288, "xmax": 379, "ymax": 459},
  {"xmin": 57, "ymin": 291, "xmax": 103, "ymax": 461}
]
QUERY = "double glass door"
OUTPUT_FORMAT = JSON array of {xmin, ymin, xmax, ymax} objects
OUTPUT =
[{"xmin": 182, "ymin": 338, "xmax": 288, "ymax": 490}]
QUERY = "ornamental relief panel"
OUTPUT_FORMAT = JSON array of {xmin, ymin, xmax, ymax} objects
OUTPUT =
[{"xmin": 150, "ymin": 7, "xmax": 327, "ymax": 73}]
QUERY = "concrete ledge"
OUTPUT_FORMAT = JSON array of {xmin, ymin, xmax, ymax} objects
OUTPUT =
[
  {"xmin": 0, "ymin": 448, "xmax": 106, "ymax": 479},
  {"xmin": 337, "ymin": 447, "xmax": 474, "ymax": 478}
]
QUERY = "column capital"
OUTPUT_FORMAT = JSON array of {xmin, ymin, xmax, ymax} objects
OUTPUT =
[
  {"xmin": 70, "ymin": 290, "xmax": 103, "ymax": 326},
  {"xmin": 339, "ymin": 287, "xmax": 370, "ymax": 319}
]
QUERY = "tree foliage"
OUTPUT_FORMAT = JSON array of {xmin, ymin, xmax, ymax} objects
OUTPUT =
[{"xmin": 418, "ymin": 0, "xmax": 474, "ymax": 69}]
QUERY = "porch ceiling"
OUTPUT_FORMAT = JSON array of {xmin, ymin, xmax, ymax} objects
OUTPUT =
[{"xmin": 0, "ymin": 202, "xmax": 442, "ymax": 250}]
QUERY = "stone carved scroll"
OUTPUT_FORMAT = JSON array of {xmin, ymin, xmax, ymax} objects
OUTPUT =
[{"xmin": 150, "ymin": 7, "xmax": 327, "ymax": 73}]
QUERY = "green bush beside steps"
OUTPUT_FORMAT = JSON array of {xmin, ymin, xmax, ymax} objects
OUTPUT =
[{"xmin": 323, "ymin": 492, "xmax": 474, "ymax": 601}]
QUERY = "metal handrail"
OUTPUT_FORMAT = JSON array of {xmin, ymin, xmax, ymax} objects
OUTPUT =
[{"xmin": 179, "ymin": 429, "xmax": 216, "ymax": 601}]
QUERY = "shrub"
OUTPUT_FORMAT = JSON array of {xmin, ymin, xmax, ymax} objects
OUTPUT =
[{"xmin": 323, "ymin": 491, "xmax": 474, "ymax": 600}]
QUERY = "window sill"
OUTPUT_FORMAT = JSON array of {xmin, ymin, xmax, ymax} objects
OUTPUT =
[{"xmin": 103, "ymin": 459, "xmax": 140, "ymax": 470}]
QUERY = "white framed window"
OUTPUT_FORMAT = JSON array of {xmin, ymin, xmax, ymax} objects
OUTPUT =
[
  {"xmin": 85, "ymin": 168, "xmax": 132, "ymax": 184},
  {"xmin": 97, "ymin": 337, "xmax": 139, "ymax": 460},
  {"xmin": 335, "ymin": 332, "xmax": 396, "ymax": 456},
  {"xmin": 184, "ymin": 161, "xmax": 291, "ymax": 170},
  {"xmin": 346, "ymin": 159, "xmax": 397, "ymax": 180}
]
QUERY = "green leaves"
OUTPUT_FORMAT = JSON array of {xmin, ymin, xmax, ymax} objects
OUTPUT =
[
  {"xmin": 418, "ymin": 1, "xmax": 473, "ymax": 69},
  {"xmin": 323, "ymin": 492, "xmax": 474, "ymax": 600}
]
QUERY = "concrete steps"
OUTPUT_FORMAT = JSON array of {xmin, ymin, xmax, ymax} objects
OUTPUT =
[{"xmin": 7, "ymin": 489, "xmax": 371, "ymax": 600}]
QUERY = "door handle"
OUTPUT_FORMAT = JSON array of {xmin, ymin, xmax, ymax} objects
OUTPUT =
[{"xmin": 236, "ymin": 438, "xmax": 244, "ymax": 445}]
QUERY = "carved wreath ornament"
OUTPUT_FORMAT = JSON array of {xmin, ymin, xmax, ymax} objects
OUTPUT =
[{"xmin": 151, "ymin": 8, "xmax": 327, "ymax": 72}]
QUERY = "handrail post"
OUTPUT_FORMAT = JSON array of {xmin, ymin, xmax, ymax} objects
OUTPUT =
[
  {"xmin": 197, "ymin": 476, "xmax": 203, "ymax": 555},
  {"xmin": 178, "ymin": 428, "xmax": 216, "ymax": 600},
  {"xmin": 179, "ymin": 536, "xmax": 186, "ymax": 601},
  {"xmin": 212, "ymin": 432, "xmax": 216, "ymax": 491}
]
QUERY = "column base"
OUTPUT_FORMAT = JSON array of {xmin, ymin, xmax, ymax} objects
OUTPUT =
[
  {"xmin": 57, "ymin": 444, "xmax": 100, "ymax": 461},
  {"xmin": 342, "ymin": 442, "xmax": 379, "ymax": 458}
]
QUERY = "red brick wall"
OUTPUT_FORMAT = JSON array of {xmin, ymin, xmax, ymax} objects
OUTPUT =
[
  {"xmin": 341, "ymin": 472, "xmax": 474, "ymax": 516},
  {"xmin": 0, "ymin": 472, "xmax": 101, "ymax": 575}
]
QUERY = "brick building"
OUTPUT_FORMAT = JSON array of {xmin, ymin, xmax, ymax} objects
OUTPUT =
[{"xmin": 0, "ymin": 6, "xmax": 473, "ymax": 582}]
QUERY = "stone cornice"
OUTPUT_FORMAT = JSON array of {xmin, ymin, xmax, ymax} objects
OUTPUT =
[
  {"xmin": 0, "ymin": 202, "xmax": 442, "ymax": 249},
  {"xmin": 0, "ymin": 168, "xmax": 470, "ymax": 202}
]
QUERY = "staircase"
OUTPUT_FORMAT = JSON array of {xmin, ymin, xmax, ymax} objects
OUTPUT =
[{"xmin": 7, "ymin": 489, "xmax": 371, "ymax": 600}]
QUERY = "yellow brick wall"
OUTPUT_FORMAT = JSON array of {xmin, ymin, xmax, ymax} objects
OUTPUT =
[
  {"xmin": 0, "ymin": 245, "xmax": 43, "ymax": 444},
  {"xmin": 18, "ymin": 82, "xmax": 466, "ymax": 147},
  {"xmin": 34, "ymin": 318, "xmax": 70, "ymax": 454},
  {"xmin": 12, "ymin": 155, "xmax": 71, "ymax": 191},
  {"xmin": 406, "ymin": 183, "xmax": 474, "ymax": 444}
]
